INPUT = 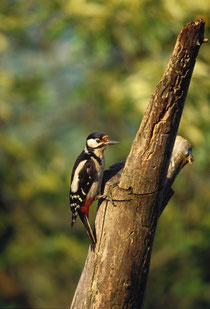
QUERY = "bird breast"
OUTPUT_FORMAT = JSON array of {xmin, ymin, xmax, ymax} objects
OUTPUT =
[{"xmin": 86, "ymin": 155, "xmax": 105, "ymax": 200}]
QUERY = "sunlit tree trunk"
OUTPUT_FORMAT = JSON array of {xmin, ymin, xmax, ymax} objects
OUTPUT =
[{"xmin": 70, "ymin": 19, "xmax": 206, "ymax": 309}]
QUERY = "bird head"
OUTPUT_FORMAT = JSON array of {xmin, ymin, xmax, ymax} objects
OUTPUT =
[{"xmin": 86, "ymin": 132, "xmax": 119, "ymax": 153}]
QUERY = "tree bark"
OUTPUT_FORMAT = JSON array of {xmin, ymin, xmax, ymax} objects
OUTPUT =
[{"xmin": 70, "ymin": 19, "xmax": 206, "ymax": 309}]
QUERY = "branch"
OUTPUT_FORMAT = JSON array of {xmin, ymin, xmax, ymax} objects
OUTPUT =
[
  {"xmin": 160, "ymin": 135, "xmax": 194, "ymax": 215},
  {"xmin": 70, "ymin": 19, "xmax": 205, "ymax": 309}
]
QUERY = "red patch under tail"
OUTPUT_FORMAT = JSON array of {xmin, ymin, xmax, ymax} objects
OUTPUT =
[{"xmin": 80, "ymin": 199, "xmax": 94, "ymax": 218}]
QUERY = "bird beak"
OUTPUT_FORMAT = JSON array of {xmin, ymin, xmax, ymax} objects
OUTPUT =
[
  {"xmin": 104, "ymin": 140, "xmax": 120, "ymax": 146},
  {"xmin": 102, "ymin": 135, "xmax": 119, "ymax": 146}
]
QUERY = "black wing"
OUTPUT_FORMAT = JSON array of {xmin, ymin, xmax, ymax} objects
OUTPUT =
[
  {"xmin": 70, "ymin": 152, "xmax": 97, "ymax": 248},
  {"xmin": 70, "ymin": 151, "xmax": 96, "ymax": 225}
]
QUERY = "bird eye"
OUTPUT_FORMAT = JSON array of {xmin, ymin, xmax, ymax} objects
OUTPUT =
[{"xmin": 96, "ymin": 139, "xmax": 101, "ymax": 143}]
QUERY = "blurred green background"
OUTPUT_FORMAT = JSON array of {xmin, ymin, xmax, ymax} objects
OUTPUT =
[{"xmin": 0, "ymin": 0, "xmax": 210, "ymax": 308}]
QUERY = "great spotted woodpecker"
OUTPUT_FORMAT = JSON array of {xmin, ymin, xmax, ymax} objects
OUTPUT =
[{"xmin": 69, "ymin": 132, "xmax": 119, "ymax": 248}]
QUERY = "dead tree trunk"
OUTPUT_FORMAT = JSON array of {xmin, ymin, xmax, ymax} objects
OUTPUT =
[{"xmin": 70, "ymin": 19, "xmax": 206, "ymax": 309}]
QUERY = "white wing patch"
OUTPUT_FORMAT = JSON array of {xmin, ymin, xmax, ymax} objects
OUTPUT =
[
  {"xmin": 81, "ymin": 188, "xmax": 86, "ymax": 195},
  {"xmin": 70, "ymin": 160, "xmax": 86, "ymax": 192}
]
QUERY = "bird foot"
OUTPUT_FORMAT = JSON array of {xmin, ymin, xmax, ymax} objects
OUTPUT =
[{"xmin": 95, "ymin": 193, "xmax": 117, "ymax": 207}]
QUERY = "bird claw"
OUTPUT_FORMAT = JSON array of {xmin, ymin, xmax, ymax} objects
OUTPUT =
[{"xmin": 96, "ymin": 193, "xmax": 117, "ymax": 207}]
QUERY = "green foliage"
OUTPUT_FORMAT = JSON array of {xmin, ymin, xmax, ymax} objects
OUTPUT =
[{"xmin": 0, "ymin": 0, "xmax": 210, "ymax": 308}]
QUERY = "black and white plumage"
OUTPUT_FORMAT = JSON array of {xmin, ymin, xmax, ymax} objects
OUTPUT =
[{"xmin": 69, "ymin": 132, "xmax": 119, "ymax": 249}]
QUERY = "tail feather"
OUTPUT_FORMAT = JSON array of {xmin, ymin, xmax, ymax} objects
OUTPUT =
[
  {"xmin": 79, "ymin": 213, "xmax": 96, "ymax": 250},
  {"xmin": 71, "ymin": 213, "xmax": 77, "ymax": 227}
]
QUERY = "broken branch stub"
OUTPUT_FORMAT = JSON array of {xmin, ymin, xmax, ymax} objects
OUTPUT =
[{"xmin": 119, "ymin": 19, "xmax": 205, "ymax": 195}]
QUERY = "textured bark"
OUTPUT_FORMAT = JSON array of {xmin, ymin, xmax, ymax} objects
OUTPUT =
[{"xmin": 70, "ymin": 19, "xmax": 206, "ymax": 309}]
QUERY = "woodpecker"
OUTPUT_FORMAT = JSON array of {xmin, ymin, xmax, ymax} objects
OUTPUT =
[{"xmin": 69, "ymin": 132, "xmax": 119, "ymax": 249}]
